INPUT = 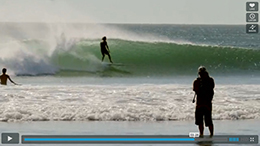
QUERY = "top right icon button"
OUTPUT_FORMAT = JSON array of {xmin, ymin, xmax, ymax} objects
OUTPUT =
[{"xmin": 247, "ymin": 2, "xmax": 258, "ymax": 11}]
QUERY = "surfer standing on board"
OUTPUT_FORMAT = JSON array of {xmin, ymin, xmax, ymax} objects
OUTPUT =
[
  {"xmin": 100, "ymin": 36, "xmax": 113, "ymax": 63},
  {"xmin": 193, "ymin": 66, "xmax": 215, "ymax": 137},
  {"xmin": 0, "ymin": 68, "xmax": 18, "ymax": 85}
]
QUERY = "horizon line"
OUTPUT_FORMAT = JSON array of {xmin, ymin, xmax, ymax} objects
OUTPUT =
[{"xmin": 0, "ymin": 21, "xmax": 246, "ymax": 25}]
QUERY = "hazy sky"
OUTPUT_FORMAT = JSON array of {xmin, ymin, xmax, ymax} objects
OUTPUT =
[{"xmin": 0, "ymin": 0, "xmax": 252, "ymax": 24}]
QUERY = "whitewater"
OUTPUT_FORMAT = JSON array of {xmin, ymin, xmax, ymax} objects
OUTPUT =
[{"xmin": 0, "ymin": 84, "xmax": 260, "ymax": 122}]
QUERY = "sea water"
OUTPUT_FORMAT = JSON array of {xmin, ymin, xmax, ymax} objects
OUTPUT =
[{"xmin": 0, "ymin": 23, "xmax": 260, "ymax": 122}]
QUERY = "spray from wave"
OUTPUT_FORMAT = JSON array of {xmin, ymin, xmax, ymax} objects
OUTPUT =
[{"xmin": 0, "ymin": 22, "xmax": 187, "ymax": 76}]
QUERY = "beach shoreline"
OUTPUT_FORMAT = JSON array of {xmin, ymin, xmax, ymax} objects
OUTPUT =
[{"xmin": 1, "ymin": 119, "xmax": 259, "ymax": 134}]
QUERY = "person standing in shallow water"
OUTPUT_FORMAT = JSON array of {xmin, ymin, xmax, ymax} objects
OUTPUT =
[
  {"xmin": 193, "ymin": 66, "xmax": 215, "ymax": 137},
  {"xmin": 100, "ymin": 36, "xmax": 113, "ymax": 63},
  {"xmin": 0, "ymin": 68, "xmax": 18, "ymax": 85}
]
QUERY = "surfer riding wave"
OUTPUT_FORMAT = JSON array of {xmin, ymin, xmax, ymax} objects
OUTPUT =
[{"xmin": 100, "ymin": 36, "xmax": 113, "ymax": 63}]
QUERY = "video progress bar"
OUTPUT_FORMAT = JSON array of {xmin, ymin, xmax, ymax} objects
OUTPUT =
[
  {"xmin": 21, "ymin": 135, "xmax": 258, "ymax": 144},
  {"xmin": 22, "ymin": 135, "xmax": 194, "ymax": 144}
]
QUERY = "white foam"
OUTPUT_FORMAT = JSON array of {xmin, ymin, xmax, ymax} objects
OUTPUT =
[{"xmin": 0, "ymin": 84, "xmax": 259, "ymax": 122}]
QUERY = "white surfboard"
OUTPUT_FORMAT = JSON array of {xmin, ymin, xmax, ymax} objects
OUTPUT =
[{"xmin": 102, "ymin": 62, "xmax": 125, "ymax": 66}]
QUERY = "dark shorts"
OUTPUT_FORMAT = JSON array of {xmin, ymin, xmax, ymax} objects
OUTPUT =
[
  {"xmin": 101, "ymin": 49, "xmax": 109, "ymax": 55},
  {"xmin": 195, "ymin": 106, "xmax": 213, "ymax": 127}
]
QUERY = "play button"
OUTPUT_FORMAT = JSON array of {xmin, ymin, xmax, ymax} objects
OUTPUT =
[
  {"xmin": 1, "ymin": 133, "xmax": 19, "ymax": 144},
  {"xmin": 7, "ymin": 136, "xmax": 13, "ymax": 141}
]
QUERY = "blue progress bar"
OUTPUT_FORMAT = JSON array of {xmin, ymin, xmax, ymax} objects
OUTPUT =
[
  {"xmin": 24, "ymin": 138, "xmax": 195, "ymax": 142},
  {"xmin": 229, "ymin": 138, "xmax": 239, "ymax": 141}
]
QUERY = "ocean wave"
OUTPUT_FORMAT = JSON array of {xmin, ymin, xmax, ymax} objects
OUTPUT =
[{"xmin": 1, "ymin": 38, "xmax": 260, "ymax": 77}]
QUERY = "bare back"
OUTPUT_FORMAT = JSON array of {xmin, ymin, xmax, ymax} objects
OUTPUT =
[{"xmin": 0, "ymin": 74, "xmax": 10, "ymax": 85}]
